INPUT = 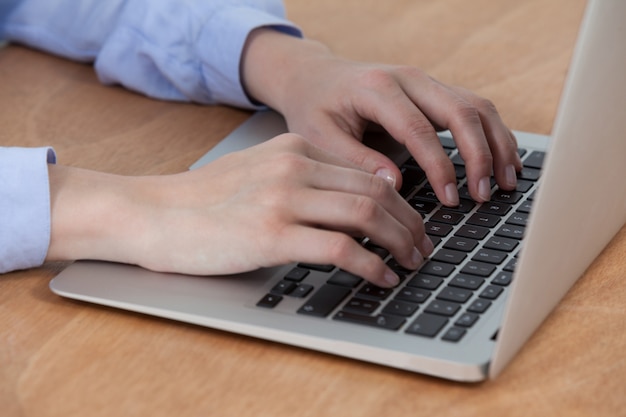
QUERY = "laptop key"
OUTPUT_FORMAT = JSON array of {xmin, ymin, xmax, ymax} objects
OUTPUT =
[
  {"xmin": 334, "ymin": 311, "xmax": 406, "ymax": 331},
  {"xmin": 328, "ymin": 270, "xmax": 363, "ymax": 288},
  {"xmin": 479, "ymin": 285, "xmax": 504, "ymax": 300},
  {"xmin": 343, "ymin": 297, "xmax": 380, "ymax": 314},
  {"xmin": 414, "ymin": 188, "xmax": 439, "ymax": 202},
  {"xmin": 409, "ymin": 198, "xmax": 438, "ymax": 215},
  {"xmin": 455, "ymin": 312, "xmax": 480, "ymax": 328},
  {"xmin": 492, "ymin": 190, "xmax": 523, "ymax": 204},
  {"xmin": 518, "ymin": 167, "xmax": 541, "ymax": 181},
  {"xmin": 364, "ymin": 242, "xmax": 390, "ymax": 259},
  {"xmin": 477, "ymin": 202, "xmax": 512, "ymax": 216},
  {"xmin": 406, "ymin": 313, "xmax": 448, "ymax": 337},
  {"xmin": 257, "ymin": 294, "xmax": 283, "ymax": 309},
  {"xmin": 472, "ymin": 249, "xmax": 508, "ymax": 265},
  {"xmin": 442, "ymin": 327, "xmax": 467, "ymax": 342},
  {"xmin": 515, "ymin": 179, "xmax": 535, "ymax": 193},
  {"xmin": 467, "ymin": 299, "xmax": 492, "ymax": 314},
  {"xmin": 425, "ymin": 300, "xmax": 461, "ymax": 317},
  {"xmin": 383, "ymin": 300, "xmax": 420, "ymax": 317},
  {"xmin": 284, "ymin": 267, "xmax": 310, "ymax": 282},
  {"xmin": 495, "ymin": 224, "xmax": 525, "ymax": 240},
  {"xmin": 523, "ymin": 150, "xmax": 546, "ymax": 169},
  {"xmin": 444, "ymin": 236, "xmax": 479, "ymax": 252},
  {"xmin": 483, "ymin": 236, "xmax": 519, "ymax": 253},
  {"xmin": 506, "ymin": 211, "xmax": 529, "ymax": 227},
  {"xmin": 461, "ymin": 261, "xmax": 497, "ymax": 277},
  {"xmin": 492, "ymin": 271, "xmax": 513, "ymax": 286},
  {"xmin": 297, "ymin": 284, "xmax": 351, "ymax": 317},
  {"xmin": 424, "ymin": 222, "xmax": 454, "ymax": 237},
  {"xmin": 517, "ymin": 199, "xmax": 534, "ymax": 214},
  {"xmin": 297, "ymin": 263, "xmax": 335, "ymax": 272},
  {"xmin": 432, "ymin": 249, "xmax": 467, "ymax": 265},
  {"xmin": 504, "ymin": 258, "xmax": 518, "ymax": 272},
  {"xmin": 467, "ymin": 213, "xmax": 501, "ymax": 228},
  {"xmin": 270, "ymin": 280, "xmax": 297, "ymax": 295},
  {"xmin": 406, "ymin": 274, "xmax": 443, "ymax": 290},
  {"xmin": 357, "ymin": 284, "xmax": 394, "ymax": 301},
  {"xmin": 394, "ymin": 287, "xmax": 431, "ymax": 304},
  {"xmin": 437, "ymin": 286, "xmax": 473, "ymax": 304},
  {"xmin": 400, "ymin": 166, "xmax": 426, "ymax": 197},
  {"xmin": 291, "ymin": 284, "xmax": 314, "ymax": 298},
  {"xmin": 419, "ymin": 261, "xmax": 455, "ymax": 277},
  {"xmin": 439, "ymin": 135, "xmax": 457, "ymax": 150},
  {"xmin": 430, "ymin": 210, "xmax": 465, "ymax": 225},
  {"xmin": 449, "ymin": 274, "xmax": 484, "ymax": 290},
  {"xmin": 446, "ymin": 199, "xmax": 476, "ymax": 214},
  {"xmin": 455, "ymin": 224, "xmax": 491, "ymax": 240}
]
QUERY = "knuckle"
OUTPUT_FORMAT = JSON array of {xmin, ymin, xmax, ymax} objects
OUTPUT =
[
  {"xmin": 271, "ymin": 151, "xmax": 310, "ymax": 176},
  {"xmin": 353, "ymin": 195, "xmax": 381, "ymax": 223},
  {"xmin": 273, "ymin": 133, "xmax": 309, "ymax": 153},
  {"xmin": 475, "ymin": 97, "xmax": 499, "ymax": 116},
  {"xmin": 395, "ymin": 65, "xmax": 428, "ymax": 80},
  {"xmin": 451, "ymin": 99, "xmax": 482, "ymax": 125},
  {"xmin": 259, "ymin": 184, "xmax": 292, "ymax": 213},
  {"xmin": 361, "ymin": 253, "xmax": 387, "ymax": 277},
  {"xmin": 424, "ymin": 153, "xmax": 454, "ymax": 174},
  {"xmin": 325, "ymin": 234, "xmax": 358, "ymax": 264},
  {"xmin": 368, "ymin": 174, "xmax": 393, "ymax": 200},
  {"xmin": 404, "ymin": 117, "xmax": 437, "ymax": 141},
  {"xmin": 357, "ymin": 68, "xmax": 397, "ymax": 91}
]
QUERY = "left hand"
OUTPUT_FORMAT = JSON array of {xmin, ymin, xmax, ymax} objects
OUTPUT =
[{"xmin": 242, "ymin": 29, "xmax": 523, "ymax": 206}]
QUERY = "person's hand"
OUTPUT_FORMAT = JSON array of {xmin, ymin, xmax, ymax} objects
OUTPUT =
[
  {"xmin": 242, "ymin": 29, "xmax": 523, "ymax": 206},
  {"xmin": 47, "ymin": 134, "xmax": 433, "ymax": 287}
]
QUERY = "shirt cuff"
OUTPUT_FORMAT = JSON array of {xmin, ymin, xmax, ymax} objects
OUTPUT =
[
  {"xmin": 197, "ymin": 6, "xmax": 302, "ymax": 109},
  {"xmin": 94, "ymin": 2, "xmax": 301, "ymax": 109},
  {"xmin": 0, "ymin": 147, "xmax": 56, "ymax": 273}
]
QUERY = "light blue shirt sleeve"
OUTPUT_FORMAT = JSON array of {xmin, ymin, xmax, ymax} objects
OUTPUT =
[
  {"xmin": 1, "ymin": 0, "xmax": 301, "ymax": 108},
  {"xmin": 0, "ymin": 0, "xmax": 301, "ymax": 273},
  {"xmin": 0, "ymin": 147, "xmax": 56, "ymax": 274}
]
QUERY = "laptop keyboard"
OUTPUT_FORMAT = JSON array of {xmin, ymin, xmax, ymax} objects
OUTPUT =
[{"xmin": 256, "ymin": 134, "xmax": 544, "ymax": 343}]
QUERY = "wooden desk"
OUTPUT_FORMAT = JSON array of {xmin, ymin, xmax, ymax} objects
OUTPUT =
[{"xmin": 1, "ymin": 0, "xmax": 624, "ymax": 415}]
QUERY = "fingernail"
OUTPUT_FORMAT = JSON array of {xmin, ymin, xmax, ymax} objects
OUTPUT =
[
  {"xmin": 505, "ymin": 164, "xmax": 517, "ymax": 188},
  {"xmin": 375, "ymin": 168, "xmax": 396, "ymax": 188},
  {"xmin": 411, "ymin": 247, "xmax": 424, "ymax": 268},
  {"xmin": 384, "ymin": 269, "xmax": 400, "ymax": 287},
  {"xmin": 445, "ymin": 183, "xmax": 459, "ymax": 206},
  {"xmin": 421, "ymin": 235, "xmax": 434, "ymax": 257},
  {"xmin": 479, "ymin": 177, "xmax": 492, "ymax": 202}
]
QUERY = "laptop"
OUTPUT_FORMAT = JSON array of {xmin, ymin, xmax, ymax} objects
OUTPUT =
[{"xmin": 50, "ymin": 0, "xmax": 626, "ymax": 382}]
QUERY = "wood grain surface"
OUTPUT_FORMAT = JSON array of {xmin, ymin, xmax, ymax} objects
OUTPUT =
[{"xmin": 2, "ymin": 1, "xmax": 624, "ymax": 416}]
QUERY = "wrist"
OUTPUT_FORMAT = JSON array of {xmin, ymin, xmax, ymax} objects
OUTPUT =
[{"xmin": 241, "ymin": 28, "xmax": 332, "ymax": 113}]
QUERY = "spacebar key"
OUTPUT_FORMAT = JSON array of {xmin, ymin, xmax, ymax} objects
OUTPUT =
[{"xmin": 297, "ymin": 284, "xmax": 351, "ymax": 317}]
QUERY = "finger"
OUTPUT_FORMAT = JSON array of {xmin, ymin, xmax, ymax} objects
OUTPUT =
[
  {"xmin": 395, "ymin": 74, "xmax": 495, "ymax": 202},
  {"xmin": 297, "ymin": 159, "xmax": 435, "ymax": 258},
  {"xmin": 449, "ymin": 87, "xmax": 523, "ymax": 190},
  {"xmin": 348, "ymin": 73, "xmax": 460, "ymax": 206},
  {"xmin": 296, "ymin": 187, "xmax": 429, "ymax": 267},
  {"xmin": 290, "ymin": 123, "xmax": 404, "ymax": 190},
  {"xmin": 278, "ymin": 225, "xmax": 403, "ymax": 288}
]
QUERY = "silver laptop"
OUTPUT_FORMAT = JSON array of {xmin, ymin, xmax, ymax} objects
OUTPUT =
[{"xmin": 50, "ymin": 0, "xmax": 626, "ymax": 382}]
